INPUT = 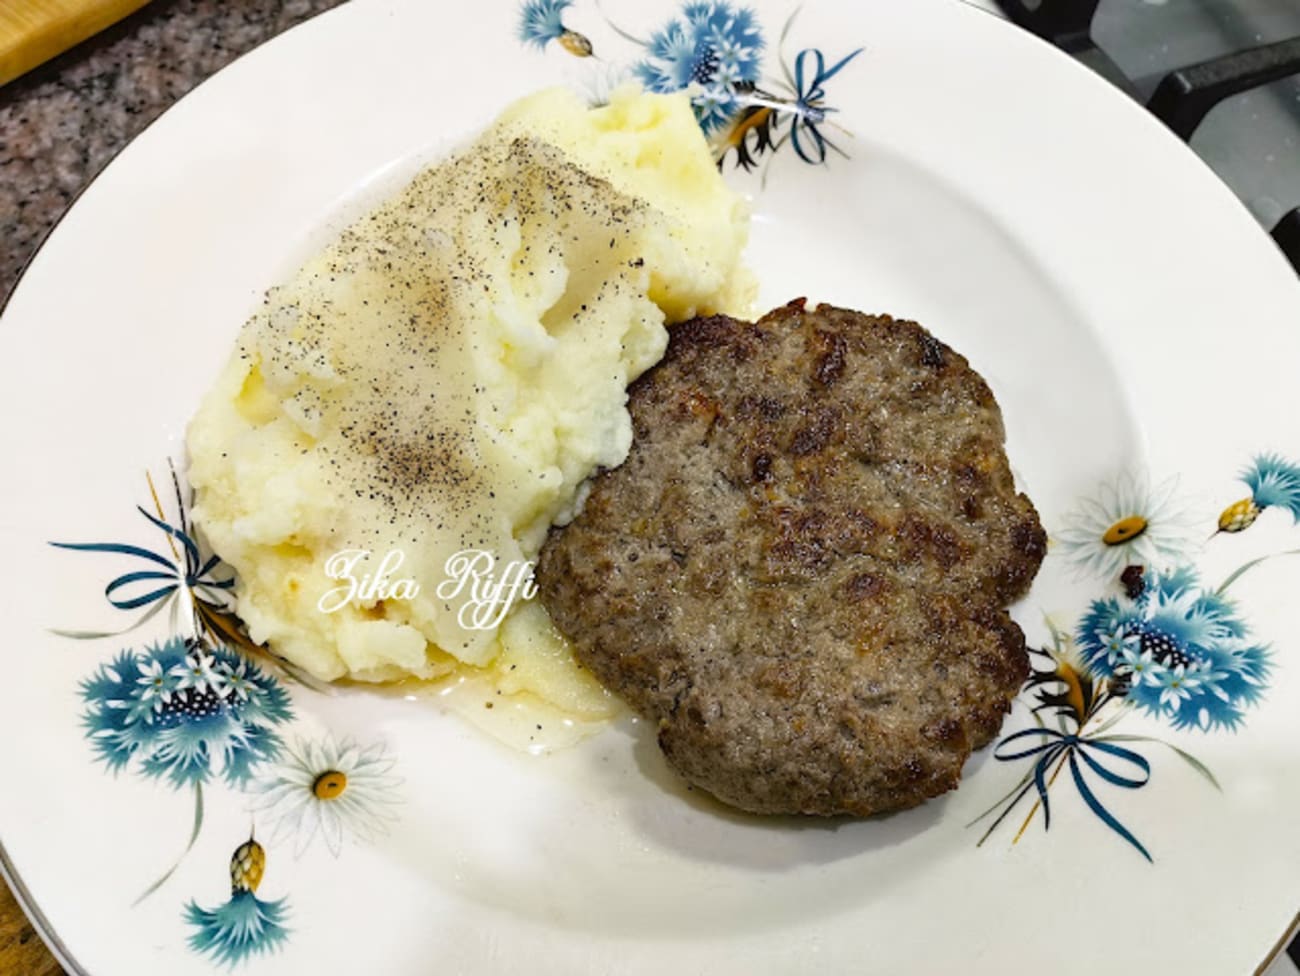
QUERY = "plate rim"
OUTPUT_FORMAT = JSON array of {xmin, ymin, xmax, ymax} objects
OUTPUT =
[{"xmin": 1, "ymin": 0, "xmax": 1298, "ymax": 972}]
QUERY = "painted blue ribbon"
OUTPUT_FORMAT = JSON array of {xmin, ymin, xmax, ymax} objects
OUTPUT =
[
  {"xmin": 995, "ymin": 726, "xmax": 1153, "ymax": 862},
  {"xmin": 50, "ymin": 509, "xmax": 233, "ymax": 612},
  {"xmin": 789, "ymin": 46, "xmax": 862, "ymax": 164},
  {"xmin": 793, "ymin": 47, "xmax": 862, "ymax": 106}
]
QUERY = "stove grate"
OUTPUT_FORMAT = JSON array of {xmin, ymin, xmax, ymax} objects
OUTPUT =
[{"xmin": 997, "ymin": 0, "xmax": 1300, "ymax": 275}]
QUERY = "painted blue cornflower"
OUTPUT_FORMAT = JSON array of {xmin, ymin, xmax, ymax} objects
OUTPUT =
[
  {"xmin": 81, "ymin": 637, "xmax": 293, "ymax": 789},
  {"xmin": 518, "ymin": 0, "xmax": 592, "ymax": 56},
  {"xmin": 518, "ymin": 0, "xmax": 570, "ymax": 47},
  {"xmin": 1077, "ymin": 567, "xmax": 1271, "ymax": 731},
  {"xmin": 1219, "ymin": 453, "xmax": 1300, "ymax": 532},
  {"xmin": 634, "ymin": 1, "xmax": 765, "ymax": 132},
  {"xmin": 1242, "ymin": 453, "xmax": 1300, "ymax": 518},
  {"xmin": 185, "ymin": 836, "xmax": 289, "ymax": 966}
]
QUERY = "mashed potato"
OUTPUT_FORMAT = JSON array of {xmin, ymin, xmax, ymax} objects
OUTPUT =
[{"xmin": 187, "ymin": 86, "xmax": 752, "ymax": 709}]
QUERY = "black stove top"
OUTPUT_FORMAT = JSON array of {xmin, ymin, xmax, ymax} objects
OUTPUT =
[{"xmin": 999, "ymin": 0, "xmax": 1300, "ymax": 274}]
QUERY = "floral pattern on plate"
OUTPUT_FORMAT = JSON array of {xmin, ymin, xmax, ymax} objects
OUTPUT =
[
  {"xmin": 975, "ymin": 454, "xmax": 1294, "ymax": 860},
  {"xmin": 1054, "ymin": 472, "xmax": 1199, "ymax": 580},
  {"xmin": 185, "ymin": 836, "xmax": 290, "ymax": 967},
  {"xmin": 51, "ymin": 463, "xmax": 402, "ymax": 966},
  {"xmin": 81, "ymin": 640, "xmax": 291, "ymax": 791},
  {"xmin": 249, "ymin": 736, "xmax": 402, "ymax": 858},
  {"xmin": 1217, "ymin": 453, "xmax": 1300, "ymax": 533},
  {"xmin": 519, "ymin": 0, "xmax": 864, "ymax": 172}
]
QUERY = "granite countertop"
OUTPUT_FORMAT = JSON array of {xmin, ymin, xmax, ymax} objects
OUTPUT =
[
  {"xmin": 0, "ymin": 0, "xmax": 349, "ymax": 302},
  {"xmin": 0, "ymin": 4, "xmax": 347, "ymax": 969}
]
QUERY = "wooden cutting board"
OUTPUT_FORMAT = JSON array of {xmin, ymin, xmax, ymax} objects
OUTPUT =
[{"xmin": 0, "ymin": 0, "xmax": 152, "ymax": 87}]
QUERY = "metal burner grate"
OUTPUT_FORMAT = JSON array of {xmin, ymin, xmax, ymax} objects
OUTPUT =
[{"xmin": 999, "ymin": 0, "xmax": 1300, "ymax": 274}]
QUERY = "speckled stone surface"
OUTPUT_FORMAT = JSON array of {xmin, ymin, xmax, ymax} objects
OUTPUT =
[{"xmin": 0, "ymin": 0, "xmax": 349, "ymax": 303}]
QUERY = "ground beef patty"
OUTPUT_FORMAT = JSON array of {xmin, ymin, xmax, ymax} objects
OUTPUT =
[{"xmin": 536, "ymin": 301, "xmax": 1046, "ymax": 816}]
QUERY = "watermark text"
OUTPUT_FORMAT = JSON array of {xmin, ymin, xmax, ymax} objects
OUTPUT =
[
  {"xmin": 318, "ymin": 549, "xmax": 420, "ymax": 613},
  {"xmin": 317, "ymin": 547, "xmax": 536, "ymax": 631},
  {"xmin": 436, "ymin": 549, "xmax": 538, "ymax": 631}
]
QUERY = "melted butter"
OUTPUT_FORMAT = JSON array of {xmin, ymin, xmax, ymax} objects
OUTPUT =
[{"xmin": 380, "ymin": 672, "xmax": 618, "ymax": 755}]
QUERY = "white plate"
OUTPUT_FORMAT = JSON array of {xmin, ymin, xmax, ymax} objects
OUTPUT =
[{"xmin": 2, "ymin": 0, "xmax": 1299, "ymax": 973}]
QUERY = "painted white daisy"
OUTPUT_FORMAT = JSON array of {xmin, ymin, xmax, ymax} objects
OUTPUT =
[
  {"xmin": 1056, "ymin": 472, "xmax": 1199, "ymax": 582},
  {"xmin": 247, "ymin": 736, "xmax": 401, "ymax": 857}
]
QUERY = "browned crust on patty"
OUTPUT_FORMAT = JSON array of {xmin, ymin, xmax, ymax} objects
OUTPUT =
[{"xmin": 537, "ymin": 301, "xmax": 1046, "ymax": 816}]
